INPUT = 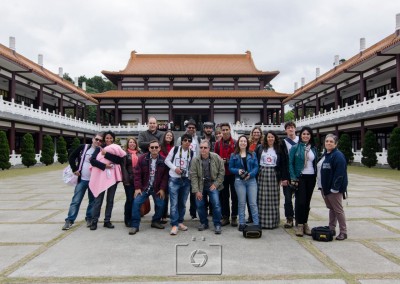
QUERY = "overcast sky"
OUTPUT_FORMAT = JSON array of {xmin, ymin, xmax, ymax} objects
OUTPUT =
[{"xmin": 2, "ymin": 0, "xmax": 399, "ymax": 94}]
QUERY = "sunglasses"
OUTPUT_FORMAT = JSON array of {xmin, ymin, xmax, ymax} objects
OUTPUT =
[
  {"xmin": 150, "ymin": 146, "xmax": 159, "ymax": 149},
  {"xmin": 95, "ymin": 138, "xmax": 103, "ymax": 142},
  {"xmin": 200, "ymin": 146, "xmax": 208, "ymax": 149},
  {"xmin": 183, "ymin": 139, "xmax": 192, "ymax": 142}
]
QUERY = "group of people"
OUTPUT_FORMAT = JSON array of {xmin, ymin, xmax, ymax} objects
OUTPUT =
[{"xmin": 62, "ymin": 117, "xmax": 348, "ymax": 241}]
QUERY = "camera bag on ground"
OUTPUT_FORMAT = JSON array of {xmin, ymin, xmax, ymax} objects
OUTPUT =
[
  {"xmin": 243, "ymin": 225, "xmax": 262, "ymax": 238},
  {"xmin": 311, "ymin": 226, "xmax": 333, "ymax": 242}
]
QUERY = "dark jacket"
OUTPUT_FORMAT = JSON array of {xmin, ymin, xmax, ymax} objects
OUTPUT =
[
  {"xmin": 133, "ymin": 153, "xmax": 169, "ymax": 193},
  {"xmin": 229, "ymin": 152, "xmax": 259, "ymax": 179},
  {"xmin": 289, "ymin": 142, "xmax": 318, "ymax": 180},
  {"xmin": 321, "ymin": 148, "xmax": 348, "ymax": 196},
  {"xmin": 122, "ymin": 150, "xmax": 142, "ymax": 187},
  {"xmin": 138, "ymin": 130, "xmax": 164, "ymax": 153},
  {"xmin": 90, "ymin": 146, "xmax": 124, "ymax": 171},
  {"xmin": 256, "ymin": 144, "xmax": 289, "ymax": 182},
  {"xmin": 68, "ymin": 144, "xmax": 91, "ymax": 183}
]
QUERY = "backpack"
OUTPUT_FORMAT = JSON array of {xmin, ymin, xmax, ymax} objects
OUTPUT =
[
  {"xmin": 170, "ymin": 146, "xmax": 194, "ymax": 162},
  {"xmin": 311, "ymin": 226, "xmax": 334, "ymax": 242}
]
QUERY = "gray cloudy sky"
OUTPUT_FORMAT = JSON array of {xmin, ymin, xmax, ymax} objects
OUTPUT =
[{"xmin": 2, "ymin": 0, "xmax": 399, "ymax": 94}]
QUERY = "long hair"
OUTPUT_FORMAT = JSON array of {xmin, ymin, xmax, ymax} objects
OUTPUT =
[
  {"xmin": 262, "ymin": 130, "xmax": 281, "ymax": 153},
  {"xmin": 234, "ymin": 135, "xmax": 250, "ymax": 154},
  {"xmin": 160, "ymin": 130, "xmax": 175, "ymax": 154},
  {"xmin": 103, "ymin": 130, "xmax": 115, "ymax": 144},
  {"xmin": 124, "ymin": 136, "xmax": 140, "ymax": 152},
  {"xmin": 299, "ymin": 126, "xmax": 315, "ymax": 146},
  {"xmin": 249, "ymin": 126, "xmax": 264, "ymax": 144}
]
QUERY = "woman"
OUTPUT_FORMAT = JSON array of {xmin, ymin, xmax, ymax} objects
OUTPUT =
[
  {"xmin": 159, "ymin": 130, "xmax": 174, "ymax": 223},
  {"xmin": 249, "ymin": 126, "xmax": 263, "ymax": 152},
  {"xmin": 160, "ymin": 131, "xmax": 174, "ymax": 158},
  {"xmin": 89, "ymin": 131, "xmax": 125, "ymax": 230},
  {"xmin": 289, "ymin": 126, "xmax": 317, "ymax": 237},
  {"xmin": 256, "ymin": 131, "xmax": 288, "ymax": 229},
  {"xmin": 229, "ymin": 135, "xmax": 260, "ymax": 232},
  {"xmin": 215, "ymin": 127, "xmax": 222, "ymax": 142},
  {"xmin": 122, "ymin": 137, "xmax": 141, "ymax": 227},
  {"xmin": 318, "ymin": 134, "xmax": 348, "ymax": 240}
]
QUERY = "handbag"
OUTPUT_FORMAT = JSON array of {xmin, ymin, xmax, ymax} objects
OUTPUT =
[
  {"xmin": 62, "ymin": 144, "xmax": 89, "ymax": 186},
  {"xmin": 243, "ymin": 225, "xmax": 262, "ymax": 238},
  {"xmin": 140, "ymin": 197, "xmax": 151, "ymax": 217},
  {"xmin": 311, "ymin": 226, "xmax": 334, "ymax": 242}
]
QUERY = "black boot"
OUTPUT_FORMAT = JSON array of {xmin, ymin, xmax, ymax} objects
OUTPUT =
[
  {"xmin": 90, "ymin": 221, "xmax": 97, "ymax": 230},
  {"xmin": 103, "ymin": 222, "xmax": 115, "ymax": 229}
]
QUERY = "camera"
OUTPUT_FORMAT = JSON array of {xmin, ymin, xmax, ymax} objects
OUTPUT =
[
  {"xmin": 180, "ymin": 168, "xmax": 187, "ymax": 176},
  {"xmin": 239, "ymin": 171, "xmax": 249, "ymax": 180}
]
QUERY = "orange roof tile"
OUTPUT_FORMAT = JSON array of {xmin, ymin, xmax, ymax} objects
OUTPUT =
[
  {"xmin": 284, "ymin": 32, "xmax": 400, "ymax": 103},
  {"xmin": 102, "ymin": 51, "xmax": 279, "ymax": 77},
  {"xmin": 92, "ymin": 90, "xmax": 289, "ymax": 99},
  {"xmin": 0, "ymin": 43, "xmax": 98, "ymax": 104}
]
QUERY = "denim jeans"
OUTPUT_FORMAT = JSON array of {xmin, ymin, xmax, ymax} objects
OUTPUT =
[
  {"xmin": 131, "ymin": 189, "xmax": 166, "ymax": 228},
  {"xmin": 169, "ymin": 177, "xmax": 190, "ymax": 227},
  {"xmin": 65, "ymin": 180, "xmax": 94, "ymax": 223},
  {"xmin": 283, "ymin": 185, "xmax": 295, "ymax": 219},
  {"xmin": 92, "ymin": 183, "xmax": 118, "ymax": 223},
  {"xmin": 195, "ymin": 186, "xmax": 222, "ymax": 227},
  {"xmin": 124, "ymin": 184, "xmax": 134, "ymax": 226},
  {"xmin": 235, "ymin": 177, "xmax": 259, "ymax": 226}
]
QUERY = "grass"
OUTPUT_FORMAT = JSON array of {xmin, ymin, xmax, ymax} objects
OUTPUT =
[
  {"xmin": 0, "ymin": 163, "xmax": 65, "ymax": 180},
  {"xmin": 348, "ymin": 165, "xmax": 400, "ymax": 181}
]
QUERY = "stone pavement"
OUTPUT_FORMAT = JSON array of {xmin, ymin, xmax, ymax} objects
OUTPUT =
[{"xmin": 1, "ymin": 170, "xmax": 400, "ymax": 284}]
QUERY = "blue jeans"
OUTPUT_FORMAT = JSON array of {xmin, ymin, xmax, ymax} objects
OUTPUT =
[
  {"xmin": 169, "ymin": 177, "xmax": 190, "ymax": 227},
  {"xmin": 235, "ymin": 177, "xmax": 259, "ymax": 226},
  {"xmin": 65, "ymin": 180, "xmax": 94, "ymax": 223},
  {"xmin": 131, "ymin": 189, "xmax": 166, "ymax": 228},
  {"xmin": 92, "ymin": 183, "xmax": 118, "ymax": 223},
  {"xmin": 195, "ymin": 186, "xmax": 222, "ymax": 227}
]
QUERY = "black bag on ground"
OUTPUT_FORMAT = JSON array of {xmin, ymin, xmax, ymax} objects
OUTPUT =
[
  {"xmin": 243, "ymin": 225, "xmax": 262, "ymax": 238},
  {"xmin": 311, "ymin": 226, "xmax": 333, "ymax": 242}
]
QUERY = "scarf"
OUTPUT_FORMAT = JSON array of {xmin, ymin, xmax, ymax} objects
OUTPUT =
[
  {"xmin": 127, "ymin": 148, "xmax": 139, "ymax": 168},
  {"xmin": 304, "ymin": 144, "xmax": 311, "ymax": 169}
]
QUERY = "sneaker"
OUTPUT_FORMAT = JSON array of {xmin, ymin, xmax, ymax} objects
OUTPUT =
[
  {"xmin": 238, "ymin": 224, "xmax": 247, "ymax": 232},
  {"xmin": 215, "ymin": 225, "xmax": 222, "ymax": 234},
  {"xmin": 191, "ymin": 215, "xmax": 198, "ymax": 220},
  {"xmin": 151, "ymin": 222, "xmax": 165, "ymax": 229},
  {"xmin": 198, "ymin": 224, "xmax": 209, "ymax": 231},
  {"xmin": 62, "ymin": 220, "xmax": 73, "ymax": 230},
  {"xmin": 284, "ymin": 218, "xmax": 294, "ymax": 228},
  {"xmin": 231, "ymin": 216, "xmax": 238, "ymax": 227},
  {"xmin": 178, "ymin": 223, "xmax": 188, "ymax": 231},
  {"xmin": 170, "ymin": 226, "xmax": 178, "ymax": 235},
  {"xmin": 129, "ymin": 227, "xmax": 139, "ymax": 235},
  {"xmin": 221, "ymin": 218, "xmax": 230, "ymax": 226},
  {"xmin": 335, "ymin": 233, "xmax": 347, "ymax": 241},
  {"xmin": 103, "ymin": 222, "xmax": 115, "ymax": 229},
  {"xmin": 303, "ymin": 223, "xmax": 312, "ymax": 236},
  {"xmin": 295, "ymin": 224, "xmax": 304, "ymax": 237}
]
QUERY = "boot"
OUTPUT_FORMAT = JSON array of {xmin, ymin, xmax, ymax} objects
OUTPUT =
[
  {"xmin": 284, "ymin": 218, "xmax": 294, "ymax": 228},
  {"xmin": 90, "ymin": 221, "xmax": 97, "ymax": 231},
  {"xmin": 304, "ymin": 223, "xmax": 311, "ymax": 236},
  {"xmin": 221, "ymin": 217, "xmax": 230, "ymax": 226},
  {"xmin": 295, "ymin": 224, "xmax": 304, "ymax": 237},
  {"xmin": 231, "ymin": 216, "xmax": 238, "ymax": 227}
]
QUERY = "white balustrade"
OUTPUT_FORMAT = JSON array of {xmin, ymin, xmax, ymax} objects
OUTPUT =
[{"xmin": 295, "ymin": 91, "xmax": 400, "ymax": 127}]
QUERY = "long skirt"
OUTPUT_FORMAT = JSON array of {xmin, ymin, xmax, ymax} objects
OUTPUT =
[{"xmin": 257, "ymin": 166, "xmax": 280, "ymax": 229}]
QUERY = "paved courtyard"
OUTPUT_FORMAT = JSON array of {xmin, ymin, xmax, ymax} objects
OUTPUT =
[{"xmin": 1, "ymin": 169, "xmax": 400, "ymax": 283}]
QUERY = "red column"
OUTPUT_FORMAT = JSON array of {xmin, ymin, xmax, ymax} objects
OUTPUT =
[
  {"xmin": 59, "ymin": 94, "xmax": 64, "ymax": 115},
  {"xmin": 209, "ymin": 99, "xmax": 215, "ymax": 122},
  {"xmin": 168, "ymin": 99, "xmax": 173, "ymax": 122},
  {"xmin": 141, "ymin": 99, "xmax": 146, "ymax": 123},
  {"xmin": 235, "ymin": 99, "xmax": 241, "ymax": 122},
  {"xmin": 334, "ymin": 86, "xmax": 340, "ymax": 109},
  {"xmin": 280, "ymin": 101, "xmax": 285, "ymax": 123},
  {"xmin": 9, "ymin": 72, "xmax": 16, "ymax": 101},
  {"xmin": 315, "ymin": 94, "xmax": 320, "ymax": 114},
  {"xmin": 262, "ymin": 99, "xmax": 268, "ymax": 124},
  {"xmin": 9, "ymin": 122, "xmax": 15, "ymax": 152},
  {"xmin": 114, "ymin": 99, "xmax": 119, "ymax": 125},
  {"xmin": 360, "ymin": 73, "xmax": 366, "ymax": 101}
]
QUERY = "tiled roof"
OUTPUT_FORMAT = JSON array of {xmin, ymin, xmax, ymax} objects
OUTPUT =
[
  {"xmin": 0, "ymin": 43, "xmax": 98, "ymax": 104},
  {"xmin": 284, "ymin": 32, "xmax": 400, "ymax": 103},
  {"xmin": 91, "ymin": 90, "xmax": 289, "ymax": 99},
  {"xmin": 102, "ymin": 51, "xmax": 279, "ymax": 76}
]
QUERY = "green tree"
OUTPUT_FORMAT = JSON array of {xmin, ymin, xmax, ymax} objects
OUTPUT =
[
  {"xmin": 0, "ymin": 131, "xmax": 11, "ymax": 170},
  {"xmin": 63, "ymin": 73, "xmax": 74, "ymax": 84},
  {"xmin": 388, "ymin": 127, "xmax": 400, "ymax": 170},
  {"xmin": 284, "ymin": 110, "xmax": 294, "ymax": 122},
  {"xmin": 361, "ymin": 130, "xmax": 378, "ymax": 168},
  {"xmin": 21, "ymin": 133, "xmax": 36, "ymax": 168},
  {"xmin": 40, "ymin": 135, "xmax": 55, "ymax": 166},
  {"xmin": 85, "ymin": 105, "xmax": 97, "ymax": 123},
  {"xmin": 70, "ymin": 137, "xmax": 81, "ymax": 154},
  {"xmin": 338, "ymin": 133, "xmax": 354, "ymax": 164},
  {"xmin": 57, "ymin": 136, "xmax": 68, "ymax": 164}
]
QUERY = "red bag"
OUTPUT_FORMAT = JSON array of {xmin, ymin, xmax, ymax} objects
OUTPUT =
[{"xmin": 140, "ymin": 198, "xmax": 151, "ymax": 217}]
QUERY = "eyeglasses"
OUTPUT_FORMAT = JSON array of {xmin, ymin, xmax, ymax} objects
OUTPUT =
[
  {"xmin": 95, "ymin": 138, "xmax": 103, "ymax": 142},
  {"xmin": 150, "ymin": 146, "xmax": 159, "ymax": 149},
  {"xmin": 183, "ymin": 139, "xmax": 192, "ymax": 142},
  {"xmin": 200, "ymin": 146, "xmax": 208, "ymax": 149}
]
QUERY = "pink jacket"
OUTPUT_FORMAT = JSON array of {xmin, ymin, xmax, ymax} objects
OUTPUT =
[{"xmin": 89, "ymin": 144, "xmax": 126, "ymax": 198}]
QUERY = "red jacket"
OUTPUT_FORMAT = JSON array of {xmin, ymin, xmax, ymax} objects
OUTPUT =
[
  {"xmin": 214, "ymin": 137, "xmax": 236, "ymax": 175},
  {"xmin": 133, "ymin": 153, "xmax": 169, "ymax": 193}
]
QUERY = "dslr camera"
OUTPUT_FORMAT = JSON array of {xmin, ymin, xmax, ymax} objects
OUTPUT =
[
  {"xmin": 239, "ymin": 171, "xmax": 249, "ymax": 180},
  {"xmin": 180, "ymin": 168, "xmax": 187, "ymax": 176}
]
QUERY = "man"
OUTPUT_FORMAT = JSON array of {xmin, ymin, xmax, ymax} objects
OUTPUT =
[
  {"xmin": 176, "ymin": 119, "xmax": 200, "ymax": 219},
  {"xmin": 281, "ymin": 121, "xmax": 299, "ymax": 228},
  {"xmin": 214, "ymin": 122, "xmax": 238, "ymax": 227},
  {"xmin": 165, "ymin": 133, "xmax": 194, "ymax": 235},
  {"xmin": 190, "ymin": 140, "xmax": 224, "ymax": 234},
  {"xmin": 138, "ymin": 116, "xmax": 164, "ymax": 153},
  {"xmin": 62, "ymin": 133, "xmax": 103, "ymax": 230},
  {"xmin": 202, "ymin": 121, "xmax": 216, "ymax": 152},
  {"xmin": 129, "ymin": 140, "xmax": 168, "ymax": 235}
]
